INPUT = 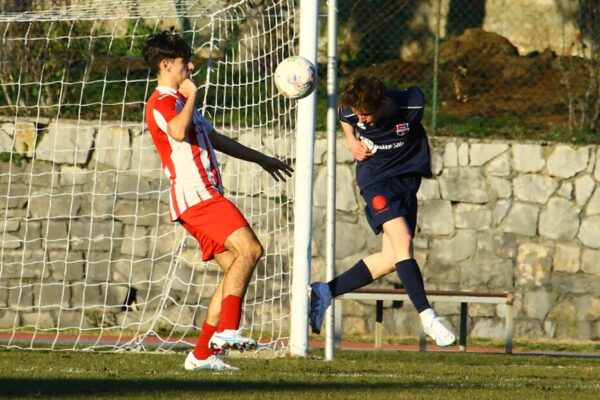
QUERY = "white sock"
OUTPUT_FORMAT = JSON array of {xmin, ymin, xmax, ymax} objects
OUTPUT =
[{"xmin": 419, "ymin": 308, "xmax": 435, "ymax": 327}]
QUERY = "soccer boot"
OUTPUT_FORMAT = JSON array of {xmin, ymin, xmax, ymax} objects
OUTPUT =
[
  {"xmin": 184, "ymin": 351, "xmax": 239, "ymax": 371},
  {"xmin": 308, "ymin": 282, "xmax": 333, "ymax": 334},
  {"xmin": 423, "ymin": 314, "xmax": 456, "ymax": 347},
  {"xmin": 209, "ymin": 329, "xmax": 257, "ymax": 352}
]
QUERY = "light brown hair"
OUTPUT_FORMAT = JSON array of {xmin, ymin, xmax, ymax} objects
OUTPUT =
[{"xmin": 340, "ymin": 75, "xmax": 386, "ymax": 114}]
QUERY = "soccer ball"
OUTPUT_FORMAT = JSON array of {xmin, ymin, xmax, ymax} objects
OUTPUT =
[{"xmin": 274, "ymin": 56, "xmax": 317, "ymax": 99}]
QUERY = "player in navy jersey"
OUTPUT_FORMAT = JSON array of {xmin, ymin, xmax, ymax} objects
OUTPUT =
[{"xmin": 309, "ymin": 76, "xmax": 456, "ymax": 346}]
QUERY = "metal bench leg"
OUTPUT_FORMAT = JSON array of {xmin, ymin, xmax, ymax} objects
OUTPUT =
[
  {"xmin": 375, "ymin": 300, "xmax": 383, "ymax": 350},
  {"xmin": 419, "ymin": 325, "xmax": 427, "ymax": 351},
  {"xmin": 460, "ymin": 302, "xmax": 468, "ymax": 351},
  {"xmin": 505, "ymin": 302, "xmax": 513, "ymax": 354},
  {"xmin": 334, "ymin": 299, "xmax": 342, "ymax": 348}
]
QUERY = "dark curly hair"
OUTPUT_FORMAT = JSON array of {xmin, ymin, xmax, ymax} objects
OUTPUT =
[
  {"xmin": 142, "ymin": 28, "xmax": 193, "ymax": 75},
  {"xmin": 340, "ymin": 75, "xmax": 387, "ymax": 114}
]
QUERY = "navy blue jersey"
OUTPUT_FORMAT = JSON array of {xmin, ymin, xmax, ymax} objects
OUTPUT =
[{"xmin": 338, "ymin": 87, "xmax": 432, "ymax": 190}]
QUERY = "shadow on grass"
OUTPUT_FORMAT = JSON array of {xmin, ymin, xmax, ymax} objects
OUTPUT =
[{"xmin": 0, "ymin": 378, "xmax": 454, "ymax": 397}]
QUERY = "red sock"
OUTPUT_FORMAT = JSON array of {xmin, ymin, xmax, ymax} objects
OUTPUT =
[
  {"xmin": 192, "ymin": 321, "xmax": 217, "ymax": 360},
  {"xmin": 216, "ymin": 295, "xmax": 242, "ymax": 332}
]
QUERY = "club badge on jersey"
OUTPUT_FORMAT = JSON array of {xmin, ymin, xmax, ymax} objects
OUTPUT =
[{"xmin": 395, "ymin": 122, "xmax": 410, "ymax": 136}]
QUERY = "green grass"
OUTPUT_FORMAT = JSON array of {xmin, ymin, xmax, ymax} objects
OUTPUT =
[{"xmin": 1, "ymin": 348, "xmax": 600, "ymax": 399}]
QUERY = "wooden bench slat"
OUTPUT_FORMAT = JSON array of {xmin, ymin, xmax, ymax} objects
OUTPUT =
[{"xmin": 354, "ymin": 287, "xmax": 513, "ymax": 299}]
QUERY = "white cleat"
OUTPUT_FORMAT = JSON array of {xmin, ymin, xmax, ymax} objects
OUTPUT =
[
  {"xmin": 423, "ymin": 315, "xmax": 456, "ymax": 347},
  {"xmin": 184, "ymin": 351, "xmax": 240, "ymax": 371},
  {"xmin": 209, "ymin": 329, "xmax": 257, "ymax": 352}
]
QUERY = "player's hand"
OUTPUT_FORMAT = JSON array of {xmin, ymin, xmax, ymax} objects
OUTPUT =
[
  {"xmin": 179, "ymin": 78, "xmax": 197, "ymax": 99},
  {"xmin": 258, "ymin": 156, "xmax": 294, "ymax": 182},
  {"xmin": 348, "ymin": 138, "xmax": 372, "ymax": 161}
]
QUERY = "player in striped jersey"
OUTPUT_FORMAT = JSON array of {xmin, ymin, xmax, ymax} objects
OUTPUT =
[{"xmin": 143, "ymin": 30, "xmax": 293, "ymax": 371}]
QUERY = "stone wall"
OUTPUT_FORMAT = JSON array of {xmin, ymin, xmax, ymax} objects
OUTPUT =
[
  {"xmin": 311, "ymin": 137, "xmax": 600, "ymax": 341},
  {"xmin": 1, "ymin": 117, "xmax": 599, "ymax": 341},
  {"xmin": 0, "ymin": 119, "xmax": 292, "ymax": 337}
]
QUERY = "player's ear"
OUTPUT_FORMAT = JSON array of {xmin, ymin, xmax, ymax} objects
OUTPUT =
[{"xmin": 159, "ymin": 58, "xmax": 171, "ymax": 74}]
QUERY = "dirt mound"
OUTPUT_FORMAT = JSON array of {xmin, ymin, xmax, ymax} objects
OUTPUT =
[{"xmin": 351, "ymin": 28, "xmax": 595, "ymax": 136}]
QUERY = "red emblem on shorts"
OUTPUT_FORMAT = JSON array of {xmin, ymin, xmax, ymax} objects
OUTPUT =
[{"xmin": 372, "ymin": 195, "xmax": 388, "ymax": 211}]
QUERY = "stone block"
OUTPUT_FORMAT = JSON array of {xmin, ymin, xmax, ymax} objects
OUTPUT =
[
  {"xmin": 470, "ymin": 318, "xmax": 505, "ymax": 339},
  {"xmin": 577, "ymin": 215, "xmax": 600, "ymax": 249},
  {"xmin": 585, "ymin": 187, "xmax": 600, "ymax": 215},
  {"xmin": 60, "ymin": 165, "xmax": 91, "ymax": 186},
  {"xmin": 515, "ymin": 319, "xmax": 545, "ymax": 339},
  {"xmin": 419, "ymin": 200, "xmax": 454, "ymax": 235},
  {"xmin": 70, "ymin": 284, "xmax": 105, "ymax": 309},
  {"xmin": 469, "ymin": 143, "xmax": 508, "ymax": 166},
  {"xmin": 494, "ymin": 200, "xmax": 511, "ymax": 225},
  {"xmin": 70, "ymin": 220, "xmax": 123, "ymax": 251},
  {"xmin": 21, "ymin": 312, "xmax": 55, "ymax": 329},
  {"xmin": 131, "ymin": 132, "xmax": 163, "ymax": 180},
  {"xmin": 93, "ymin": 125, "xmax": 131, "ymax": 170},
  {"xmin": 116, "ymin": 173, "xmax": 152, "ymax": 200},
  {"xmin": 439, "ymin": 168, "xmax": 489, "ymax": 203},
  {"xmin": 430, "ymin": 230, "xmax": 477, "ymax": 265},
  {"xmin": 114, "ymin": 200, "xmax": 160, "ymax": 226},
  {"xmin": 29, "ymin": 190, "xmax": 82, "ymax": 219},
  {"xmin": 8, "ymin": 286, "xmax": 33, "ymax": 310},
  {"xmin": 575, "ymin": 175, "xmax": 596, "ymax": 206},
  {"xmin": 454, "ymin": 204, "xmax": 492, "ymax": 230},
  {"xmin": 443, "ymin": 142, "xmax": 458, "ymax": 167},
  {"xmin": 458, "ymin": 142, "xmax": 469, "ymax": 166},
  {"xmin": 516, "ymin": 243, "xmax": 552, "ymax": 287},
  {"xmin": 485, "ymin": 152, "xmax": 511, "ymax": 176},
  {"xmin": 0, "ymin": 310, "xmax": 19, "ymax": 328},
  {"xmin": 501, "ymin": 202, "xmax": 539, "ymax": 236},
  {"xmin": 512, "ymin": 144, "xmax": 545, "ymax": 173},
  {"xmin": 538, "ymin": 197, "xmax": 580, "ymax": 241},
  {"xmin": 551, "ymin": 272, "xmax": 600, "ymax": 295},
  {"xmin": 417, "ymin": 178, "xmax": 440, "ymax": 200},
  {"xmin": 120, "ymin": 225, "xmax": 149, "ymax": 258},
  {"xmin": 513, "ymin": 174, "xmax": 557, "ymax": 204},
  {"xmin": 581, "ymin": 249, "xmax": 600, "ymax": 275},
  {"xmin": 42, "ymin": 221, "xmax": 69, "ymax": 249},
  {"xmin": 461, "ymin": 257, "xmax": 513, "ymax": 290},
  {"xmin": 489, "ymin": 177, "xmax": 511, "ymax": 199},
  {"xmin": 547, "ymin": 145, "xmax": 589, "ymax": 178},
  {"xmin": 553, "ymin": 244, "xmax": 580, "ymax": 273},
  {"xmin": 313, "ymin": 165, "xmax": 358, "ymax": 212},
  {"xmin": 557, "ymin": 181, "xmax": 573, "ymax": 199},
  {"xmin": 36, "ymin": 120, "xmax": 95, "ymax": 164},
  {"xmin": 522, "ymin": 290, "xmax": 553, "ymax": 320},
  {"xmin": 48, "ymin": 251, "xmax": 85, "ymax": 281},
  {"xmin": 33, "ymin": 284, "xmax": 70, "ymax": 309}
]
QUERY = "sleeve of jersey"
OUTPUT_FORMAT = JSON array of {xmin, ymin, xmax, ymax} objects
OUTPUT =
[
  {"xmin": 337, "ymin": 106, "xmax": 357, "ymax": 125},
  {"xmin": 154, "ymin": 96, "xmax": 179, "ymax": 127},
  {"xmin": 398, "ymin": 87, "xmax": 425, "ymax": 123}
]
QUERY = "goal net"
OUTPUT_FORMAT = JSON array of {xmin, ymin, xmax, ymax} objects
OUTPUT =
[{"xmin": 0, "ymin": 0, "xmax": 297, "ymax": 352}]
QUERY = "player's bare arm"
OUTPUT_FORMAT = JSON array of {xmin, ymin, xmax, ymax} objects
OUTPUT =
[
  {"xmin": 166, "ymin": 78, "xmax": 197, "ymax": 141},
  {"xmin": 209, "ymin": 129, "xmax": 294, "ymax": 181},
  {"xmin": 341, "ymin": 120, "xmax": 372, "ymax": 161}
]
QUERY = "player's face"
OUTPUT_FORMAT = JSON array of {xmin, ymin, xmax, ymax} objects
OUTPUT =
[
  {"xmin": 166, "ymin": 57, "xmax": 194, "ymax": 85},
  {"xmin": 353, "ymin": 109, "xmax": 377, "ymax": 125}
]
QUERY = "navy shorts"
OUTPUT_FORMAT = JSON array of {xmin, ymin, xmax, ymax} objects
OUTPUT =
[{"xmin": 360, "ymin": 175, "xmax": 421, "ymax": 236}]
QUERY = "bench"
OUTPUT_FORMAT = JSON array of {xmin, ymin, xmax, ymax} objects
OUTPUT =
[{"xmin": 335, "ymin": 287, "xmax": 515, "ymax": 353}]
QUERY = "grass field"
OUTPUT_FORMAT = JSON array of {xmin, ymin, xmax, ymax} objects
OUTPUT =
[{"xmin": 1, "ymin": 348, "xmax": 600, "ymax": 399}]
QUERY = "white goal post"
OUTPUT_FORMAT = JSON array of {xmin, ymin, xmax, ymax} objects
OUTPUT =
[{"xmin": 0, "ymin": 0, "xmax": 318, "ymax": 355}]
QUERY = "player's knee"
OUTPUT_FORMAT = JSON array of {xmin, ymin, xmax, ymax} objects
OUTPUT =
[{"xmin": 240, "ymin": 239, "xmax": 263, "ymax": 266}]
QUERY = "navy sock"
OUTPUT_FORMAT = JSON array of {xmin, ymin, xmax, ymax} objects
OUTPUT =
[
  {"xmin": 327, "ymin": 260, "xmax": 374, "ymax": 297},
  {"xmin": 395, "ymin": 259, "xmax": 430, "ymax": 313}
]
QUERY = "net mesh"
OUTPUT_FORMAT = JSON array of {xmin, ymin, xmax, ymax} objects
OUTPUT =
[{"xmin": 0, "ymin": 0, "xmax": 297, "ymax": 353}]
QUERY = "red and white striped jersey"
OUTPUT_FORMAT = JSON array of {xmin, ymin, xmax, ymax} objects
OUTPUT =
[{"xmin": 145, "ymin": 86, "xmax": 223, "ymax": 220}]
